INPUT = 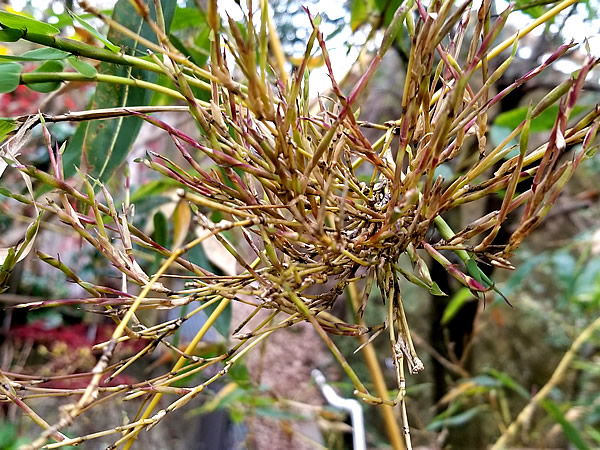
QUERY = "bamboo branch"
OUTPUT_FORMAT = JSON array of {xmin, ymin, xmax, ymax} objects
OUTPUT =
[{"xmin": 491, "ymin": 314, "xmax": 600, "ymax": 449}]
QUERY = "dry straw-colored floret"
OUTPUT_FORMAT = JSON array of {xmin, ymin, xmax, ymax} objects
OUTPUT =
[{"xmin": 0, "ymin": 0, "xmax": 598, "ymax": 448}]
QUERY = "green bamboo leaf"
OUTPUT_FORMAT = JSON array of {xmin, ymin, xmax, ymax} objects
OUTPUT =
[
  {"xmin": 171, "ymin": 6, "xmax": 206, "ymax": 31},
  {"xmin": 486, "ymin": 369, "xmax": 530, "ymax": 399},
  {"xmin": 541, "ymin": 399, "xmax": 588, "ymax": 450},
  {"xmin": 426, "ymin": 405, "xmax": 486, "ymax": 431},
  {"xmin": 13, "ymin": 212, "xmax": 42, "ymax": 262},
  {"xmin": 0, "ymin": 28, "xmax": 23, "ymax": 42},
  {"xmin": 148, "ymin": 73, "xmax": 174, "ymax": 106},
  {"xmin": 228, "ymin": 363, "xmax": 251, "ymax": 384},
  {"xmin": 514, "ymin": 0, "xmax": 548, "ymax": 18},
  {"xmin": 0, "ymin": 63, "xmax": 22, "ymax": 93},
  {"xmin": 254, "ymin": 407, "xmax": 305, "ymax": 420},
  {"xmin": 494, "ymin": 104, "xmax": 589, "ymax": 133},
  {"xmin": 0, "ymin": 212, "xmax": 42, "ymax": 293},
  {"xmin": 0, "ymin": 118, "xmax": 17, "ymax": 144},
  {"xmin": 67, "ymin": 56, "xmax": 97, "ymax": 77},
  {"xmin": 470, "ymin": 375, "xmax": 503, "ymax": 388},
  {"xmin": 0, "ymin": 423, "xmax": 17, "ymax": 449},
  {"xmin": 441, "ymin": 288, "xmax": 475, "ymax": 325},
  {"xmin": 586, "ymin": 426, "xmax": 600, "ymax": 445},
  {"xmin": 520, "ymin": 104, "xmax": 533, "ymax": 156},
  {"xmin": 0, "ymin": 11, "xmax": 60, "ymax": 36},
  {"xmin": 375, "ymin": 0, "xmax": 406, "ymax": 26},
  {"xmin": 229, "ymin": 407, "xmax": 244, "ymax": 424},
  {"xmin": 190, "ymin": 384, "xmax": 247, "ymax": 415},
  {"xmin": 22, "ymin": 47, "xmax": 70, "ymax": 60},
  {"xmin": 187, "ymin": 241, "xmax": 211, "ymax": 270},
  {"xmin": 67, "ymin": 8, "xmax": 120, "ymax": 53},
  {"xmin": 427, "ymin": 281, "xmax": 446, "ymax": 296},
  {"xmin": 27, "ymin": 60, "xmax": 64, "ymax": 93},
  {"xmin": 572, "ymin": 359, "xmax": 600, "ymax": 375},
  {"xmin": 130, "ymin": 178, "xmax": 180, "ymax": 202},
  {"xmin": 64, "ymin": 0, "xmax": 176, "ymax": 184},
  {"xmin": 205, "ymin": 302, "xmax": 231, "ymax": 337},
  {"xmin": 150, "ymin": 210, "xmax": 169, "ymax": 273},
  {"xmin": 0, "ymin": 48, "xmax": 71, "ymax": 62},
  {"xmin": 350, "ymin": 0, "xmax": 374, "ymax": 31},
  {"xmin": 169, "ymin": 32, "xmax": 208, "ymax": 68},
  {"xmin": 163, "ymin": 9, "xmax": 210, "ymax": 101},
  {"xmin": 152, "ymin": 211, "xmax": 168, "ymax": 248}
]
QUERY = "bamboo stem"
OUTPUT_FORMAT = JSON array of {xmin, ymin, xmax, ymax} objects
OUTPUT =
[
  {"xmin": 348, "ymin": 283, "xmax": 407, "ymax": 450},
  {"xmin": 20, "ymin": 72, "xmax": 187, "ymax": 101}
]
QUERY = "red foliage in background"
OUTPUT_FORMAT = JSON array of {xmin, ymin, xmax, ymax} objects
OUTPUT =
[
  {"xmin": 9, "ymin": 321, "xmax": 146, "ymax": 388},
  {"xmin": 0, "ymin": 85, "xmax": 42, "ymax": 116}
]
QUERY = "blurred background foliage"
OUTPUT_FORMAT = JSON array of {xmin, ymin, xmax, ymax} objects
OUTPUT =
[{"xmin": 0, "ymin": 0, "xmax": 599, "ymax": 448}]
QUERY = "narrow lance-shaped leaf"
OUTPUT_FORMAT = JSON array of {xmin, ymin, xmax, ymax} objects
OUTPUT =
[
  {"xmin": 486, "ymin": 368, "xmax": 530, "ymax": 399},
  {"xmin": 67, "ymin": 8, "xmax": 120, "ymax": 52},
  {"xmin": 67, "ymin": 56, "xmax": 97, "ymax": 78},
  {"xmin": 0, "ymin": 62, "xmax": 22, "ymax": 93},
  {"xmin": 494, "ymin": 104, "xmax": 589, "ymax": 132},
  {"xmin": 426, "ymin": 406, "xmax": 486, "ymax": 431},
  {"xmin": 350, "ymin": 0, "xmax": 375, "ymax": 32},
  {"xmin": 0, "ymin": 212, "xmax": 42, "ymax": 293},
  {"xmin": 0, "ymin": 28, "xmax": 23, "ymax": 42},
  {"xmin": 0, "ymin": 48, "xmax": 71, "ymax": 62},
  {"xmin": 64, "ymin": 0, "xmax": 176, "ymax": 184},
  {"xmin": 540, "ymin": 399, "xmax": 588, "ymax": 450},
  {"xmin": 0, "ymin": 10, "xmax": 60, "ymax": 35},
  {"xmin": 441, "ymin": 288, "xmax": 476, "ymax": 325},
  {"xmin": 151, "ymin": 211, "xmax": 168, "ymax": 274},
  {"xmin": 0, "ymin": 118, "xmax": 17, "ymax": 144}
]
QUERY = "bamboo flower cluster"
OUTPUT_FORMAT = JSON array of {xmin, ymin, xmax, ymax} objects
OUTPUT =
[{"xmin": 0, "ymin": 0, "xmax": 598, "ymax": 447}]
